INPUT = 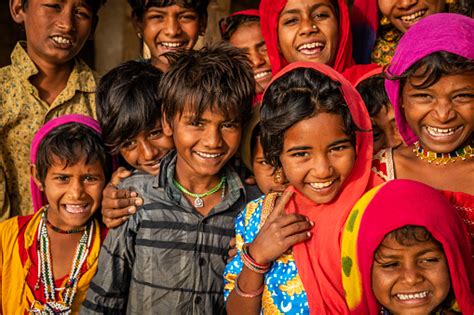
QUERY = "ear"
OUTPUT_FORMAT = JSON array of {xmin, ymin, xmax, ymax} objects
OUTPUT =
[
  {"xmin": 199, "ymin": 14, "xmax": 208, "ymax": 36},
  {"xmin": 30, "ymin": 164, "xmax": 44, "ymax": 191},
  {"xmin": 132, "ymin": 16, "xmax": 144, "ymax": 38},
  {"xmin": 162, "ymin": 114, "xmax": 173, "ymax": 137},
  {"xmin": 10, "ymin": 0, "xmax": 25, "ymax": 24}
]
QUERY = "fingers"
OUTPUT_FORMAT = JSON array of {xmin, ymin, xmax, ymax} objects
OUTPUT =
[
  {"xmin": 227, "ymin": 248, "xmax": 237, "ymax": 262},
  {"xmin": 102, "ymin": 215, "xmax": 130, "ymax": 229},
  {"xmin": 267, "ymin": 190, "xmax": 293, "ymax": 221},
  {"xmin": 229, "ymin": 237, "xmax": 236, "ymax": 248},
  {"xmin": 110, "ymin": 167, "xmax": 133, "ymax": 186},
  {"xmin": 102, "ymin": 206, "xmax": 136, "ymax": 220},
  {"xmin": 102, "ymin": 186, "xmax": 143, "ymax": 210}
]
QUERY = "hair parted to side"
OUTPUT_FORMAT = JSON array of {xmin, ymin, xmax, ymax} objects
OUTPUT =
[
  {"xmin": 160, "ymin": 42, "xmax": 255, "ymax": 125},
  {"xmin": 260, "ymin": 67, "xmax": 357, "ymax": 168},
  {"xmin": 21, "ymin": 0, "xmax": 106, "ymax": 15},
  {"xmin": 128, "ymin": 0, "xmax": 209, "ymax": 19},
  {"xmin": 96, "ymin": 60, "xmax": 164, "ymax": 154},
  {"xmin": 219, "ymin": 14, "xmax": 260, "ymax": 41},
  {"xmin": 387, "ymin": 51, "xmax": 474, "ymax": 92},
  {"xmin": 36, "ymin": 123, "xmax": 110, "ymax": 184},
  {"xmin": 356, "ymin": 74, "xmax": 390, "ymax": 118}
]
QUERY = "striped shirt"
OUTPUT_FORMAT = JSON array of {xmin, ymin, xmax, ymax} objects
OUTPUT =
[{"xmin": 82, "ymin": 151, "xmax": 259, "ymax": 314}]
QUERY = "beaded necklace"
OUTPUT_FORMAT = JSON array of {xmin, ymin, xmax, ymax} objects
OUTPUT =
[
  {"xmin": 32, "ymin": 208, "xmax": 93, "ymax": 314},
  {"xmin": 173, "ymin": 175, "xmax": 226, "ymax": 208},
  {"xmin": 413, "ymin": 141, "xmax": 473, "ymax": 165}
]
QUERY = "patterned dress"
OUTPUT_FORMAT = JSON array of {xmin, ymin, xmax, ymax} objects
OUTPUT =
[{"xmin": 223, "ymin": 195, "xmax": 309, "ymax": 314}]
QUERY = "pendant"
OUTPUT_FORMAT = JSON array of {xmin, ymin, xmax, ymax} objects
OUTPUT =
[{"xmin": 194, "ymin": 197, "xmax": 204, "ymax": 208}]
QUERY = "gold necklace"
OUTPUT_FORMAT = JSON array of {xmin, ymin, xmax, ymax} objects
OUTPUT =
[{"xmin": 413, "ymin": 141, "xmax": 473, "ymax": 165}]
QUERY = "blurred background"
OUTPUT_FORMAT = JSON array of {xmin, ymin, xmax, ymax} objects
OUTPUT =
[{"xmin": 0, "ymin": 0, "xmax": 259, "ymax": 75}]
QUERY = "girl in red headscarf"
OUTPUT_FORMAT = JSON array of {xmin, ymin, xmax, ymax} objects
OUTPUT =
[
  {"xmin": 259, "ymin": 0, "xmax": 377, "ymax": 84},
  {"xmin": 223, "ymin": 62, "xmax": 382, "ymax": 314}
]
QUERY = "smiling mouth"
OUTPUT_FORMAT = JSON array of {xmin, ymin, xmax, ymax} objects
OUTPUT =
[
  {"xmin": 254, "ymin": 70, "xmax": 272, "ymax": 81},
  {"xmin": 425, "ymin": 125, "xmax": 461, "ymax": 137},
  {"xmin": 160, "ymin": 41, "xmax": 186, "ymax": 49},
  {"xmin": 396, "ymin": 290, "xmax": 430, "ymax": 301},
  {"xmin": 400, "ymin": 9, "xmax": 427, "ymax": 24},
  {"xmin": 51, "ymin": 35, "xmax": 73, "ymax": 47},
  {"xmin": 309, "ymin": 179, "xmax": 335, "ymax": 190},
  {"xmin": 64, "ymin": 204, "xmax": 89, "ymax": 214},
  {"xmin": 194, "ymin": 151, "xmax": 224, "ymax": 159},
  {"xmin": 297, "ymin": 42, "xmax": 325, "ymax": 56}
]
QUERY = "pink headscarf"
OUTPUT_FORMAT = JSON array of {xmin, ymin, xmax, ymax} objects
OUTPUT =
[
  {"xmin": 384, "ymin": 13, "xmax": 474, "ymax": 145},
  {"xmin": 30, "ymin": 114, "xmax": 102, "ymax": 212}
]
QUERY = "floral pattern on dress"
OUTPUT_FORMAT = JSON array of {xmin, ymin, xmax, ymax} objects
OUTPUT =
[{"xmin": 223, "ymin": 196, "xmax": 309, "ymax": 314}]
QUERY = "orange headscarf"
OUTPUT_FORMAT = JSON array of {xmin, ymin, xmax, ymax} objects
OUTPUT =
[{"xmin": 263, "ymin": 61, "xmax": 382, "ymax": 314}]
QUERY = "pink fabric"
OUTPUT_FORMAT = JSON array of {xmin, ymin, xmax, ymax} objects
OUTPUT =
[
  {"xmin": 259, "ymin": 0, "xmax": 354, "ymax": 75},
  {"xmin": 356, "ymin": 180, "xmax": 474, "ymax": 314},
  {"xmin": 384, "ymin": 13, "xmax": 474, "ymax": 145},
  {"xmin": 266, "ymin": 62, "xmax": 382, "ymax": 314},
  {"xmin": 30, "ymin": 114, "xmax": 102, "ymax": 212}
]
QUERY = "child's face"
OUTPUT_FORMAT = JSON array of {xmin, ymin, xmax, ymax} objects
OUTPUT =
[
  {"xmin": 401, "ymin": 72, "xmax": 474, "ymax": 153},
  {"xmin": 136, "ymin": 5, "xmax": 204, "ymax": 71},
  {"xmin": 37, "ymin": 155, "xmax": 106, "ymax": 230},
  {"xmin": 163, "ymin": 107, "xmax": 241, "ymax": 179},
  {"xmin": 13, "ymin": 0, "xmax": 95, "ymax": 67},
  {"xmin": 277, "ymin": 0, "xmax": 339, "ymax": 67},
  {"xmin": 252, "ymin": 138, "xmax": 287, "ymax": 194},
  {"xmin": 119, "ymin": 121, "xmax": 174, "ymax": 176},
  {"xmin": 229, "ymin": 22, "xmax": 272, "ymax": 94},
  {"xmin": 372, "ymin": 235, "xmax": 451, "ymax": 314},
  {"xmin": 372, "ymin": 105, "xmax": 403, "ymax": 153},
  {"xmin": 377, "ymin": 0, "xmax": 444, "ymax": 33},
  {"xmin": 280, "ymin": 113, "xmax": 355, "ymax": 204}
]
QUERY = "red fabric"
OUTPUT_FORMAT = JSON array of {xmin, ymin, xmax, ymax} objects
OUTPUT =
[
  {"xmin": 266, "ymin": 62, "xmax": 382, "ymax": 314},
  {"xmin": 229, "ymin": 9, "xmax": 259, "ymax": 18},
  {"xmin": 259, "ymin": 0, "xmax": 355, "ymax": 75},
  {"xmin": 341, "ymin": 63, "xmax": 380, "ymax": 86}
]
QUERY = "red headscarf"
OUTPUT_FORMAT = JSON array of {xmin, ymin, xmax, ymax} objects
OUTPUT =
[{"xmin": 263, "ymin": 61, "xmax": 382, "ymax": 314}]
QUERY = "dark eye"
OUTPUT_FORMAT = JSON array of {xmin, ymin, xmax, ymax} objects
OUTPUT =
[
  {"xmin": 45, "ymin": 3, "xmax": 61, "ymax": 10},
  {"xmin": 291, "ymin": 151, "xmax": 308, "ymax": 157},
  {"xmin": 312, "ymin": 12, "xmax": 330, "ymax": 21},
  {"xmin": 149, "ymin": 14, "xmax": 164, "ymax": 21},
  {"xmin": 190, "ymin": 121, "xmax": 203, "ymax": 127},
  {"xmin": 120, "ymin": 140, "xmax": 137, "ymax": 151},
  {"xmin": 75, "ymin": 7, "xmax": 92, "ymax": 19},
  {"xmin": 282, "ymin": 17, "xmax": 298, "ymax": 26},
  {"xmin": 222, "ymin": 122, "xmax": 238, "ymax": 130},
  {"xmin": 84, "ymin": 175, "xmax": 98, "ymax": 182},
  {"xmin": 55, "ymin": 175, "xmax": 69, "ymax": 182},
  {"xmin": 453, "ymin": 93, "xmax": 474, "ymax": 102},
  {"xmin": 148, "ymin": 129, "xmax": 163, "ymax": 139},
  {"xmin": 180, "ymin": 13, "xmax": 197, "ymax": 21},
  {"xmin": 381, "ymin": 262, "xmax": 399, "ymax": 269}
]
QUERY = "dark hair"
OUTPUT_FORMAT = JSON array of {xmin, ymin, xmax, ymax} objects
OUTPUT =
[
  {"xmin": 387, "ymin": 51, "xmax": 474, "ymax": 92},
  {"xmin": 36, "ymin": 123, "xmax": 111, "ymax": 184},
  {"xmin": 356, "ymin": 74, "xmax": 390, "ymax": 118},
  {"xmin": 160, "ymin": 42, "xmax": 255, "ymax": 125},
  {"xmin": 128, "ymin": 0, "xmax": 209, "ymax": 19},
  {"xmin": 96, "ymin": 60, "xmax": 164, "ymax": 154},
  {"xmin": 21, "ymin": 0, "xmax": 106, "ymax": 15},
  {"xmin": 250, "ymin": 123, "xmax": 262, "ymax": 161},
  {"xmin": 260, "ymin": 68, "xmax": 356, "ymax": 168},
  {"xmin": 219, "ymin": 14, "xmax": 260, "ymax": 41}
]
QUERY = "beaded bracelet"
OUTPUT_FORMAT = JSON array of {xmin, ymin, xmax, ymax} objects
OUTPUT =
[
  {"xmin": 241, "ymin": 243, "xmax": 271, "ymax": 274},
  {"xmin": 233, "ymin": 275, "xmax": 264, "ymax": 298}
]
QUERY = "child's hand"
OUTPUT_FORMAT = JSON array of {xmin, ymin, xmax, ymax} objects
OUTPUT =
[
  {"xmin": 101, "ymin": 167, "xmax": 144, "ymax": 229},
  {"xmin": 227, "ymin": 237, "xmax": 237, "ymax": 262},
  {"xmin": 249, "ymin": 191, "xmax": 313, "ymax": 265}
]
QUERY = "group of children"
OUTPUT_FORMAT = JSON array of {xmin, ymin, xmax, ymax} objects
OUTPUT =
[{"xmin": 0, "ymin": 0, "xmax": 472, "ymax": 314}]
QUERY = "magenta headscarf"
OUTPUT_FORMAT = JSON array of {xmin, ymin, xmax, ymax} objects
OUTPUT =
[
  {"xmin": 385, "ymin": 13, "xmax": 474, "ymax": 145},
  {"xmin": 30, "ymin": 114, "xmax": 102, "ymax": 212}
]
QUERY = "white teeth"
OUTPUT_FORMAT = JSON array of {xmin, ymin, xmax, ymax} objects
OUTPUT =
[
  {"xmin": 254, "ymin": 71, "xmax": 271, "ymax": 80},
  {"xmin": 396, "ymin": 291, "xmax": 429, "ymax": 300},
  {"xmin": 65, "ymin": 204, "xmax": 87, "ymax": 214},
  {"xmin": 195, "ymin": 151, "xmax": 223, "ymax": 158},
  {"xmin": 161, "ymin": 42, "xmax": 184, "ymax": 48},
  {"xmin": 426, "ymin": 126, "xmax": 457, "ymax": 137},
  {"xmin": 309, "ymin": 180, "xmax": 334, "ymax": 189},
  {"xmin": 298, "ymin": 42, "xmax": 324, "ymax": 51},
  {"xmin": 401, "ymin": 10, "xmax": 426, "ymax": 22},
  {"xmin": 52, "ymin": 36, "xmax": 72, "ymax": 45}
]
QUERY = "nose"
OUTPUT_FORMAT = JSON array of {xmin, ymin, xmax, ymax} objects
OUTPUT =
[
  {"xmin": 312, "ymin": 154, "xmax": 333, "ymax": 179},
  {"xmin": 203, "ymin": 126, "xmax": 222, "ymax": 148},
  {"xmin": 138, "ymin": 140, "xmax": 158, "ymax": 161},
  {"xmin": 249, "ymin": 49, "xmax": 266, "ymax": 69},
  {"xmin": 164, "ymin": 16, "xmax": 181, "ymax": 36},
  {"xmin": 299, "ymin": 16, "xmax": 317, "ymax": 36},
  {"xmin": 397, "ymin": 0, "xmax": 418, "ymax": 9},
  {"xmin": 431, "ymin": 99, "xmax": 456, "ymax": 123},
  {"xmin": 400, "ymin": 265, "xmax": 424, "ymax": 286},
  {"xmin": 56, "ymin": 8, "xmax": 76, "ymax": 33},
  {"xmin": 68, "ymin": 178, "xmax": 84, "ymax": 200}
]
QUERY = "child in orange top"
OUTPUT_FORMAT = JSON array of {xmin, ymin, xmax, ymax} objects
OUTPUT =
[{"xmin": 0, "ymin": 114, "xmax": 109, "ymax": 314}]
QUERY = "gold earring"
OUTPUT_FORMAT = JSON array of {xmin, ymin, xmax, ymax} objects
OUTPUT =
[
  {"xmin": 273, "ymin": 169, "xmax": 282, "ymax": 184},
  {"xmin": 380, "ymin": 16, "xmax": 391, "ymax": 26},
  {"xmin": 137, "ymin": 33, "xmax": 142, "ymax": 39}
]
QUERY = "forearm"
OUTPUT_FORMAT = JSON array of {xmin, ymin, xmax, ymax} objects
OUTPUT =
[{"xmin": 226, "ymin": 266, "xmax": 265, "ymax": 315}]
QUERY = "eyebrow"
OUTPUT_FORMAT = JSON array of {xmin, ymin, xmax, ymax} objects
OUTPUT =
[
  {"xmin": 280, "ymin": 3, "xmax": 333, "ymax": 17},
  {"xmin": 286, "ymin": 146, "xmax": 312, "ymax": 153},
  {"xmin": 329, "ymin": 138, "xmax": 352, "ymax": 146}
]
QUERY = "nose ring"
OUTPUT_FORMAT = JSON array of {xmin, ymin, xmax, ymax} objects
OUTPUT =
[{"xmin": 312, "ymin": 24, "xmax": 317, "ymax": 30}]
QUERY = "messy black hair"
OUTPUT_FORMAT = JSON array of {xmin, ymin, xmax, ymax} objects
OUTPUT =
[
  {"xmin": 160, "ymin": 42, "xmax": 255, "ymax": 126},
  {"xmin": 128, "ymin": 0, "xmax": 209, "ymax": 19},
  {"xmin": 96, "ymin": 60, "xmax": 164, "ymax": 154},
  {"xmin": 260, "ymin": 67, "xmax": 357, "ymax": 168},
  {"xmin": 356, "ymin": 73, "xmax": 390, "ymax": 118},
  {"xmin": 36, "ymin": 123, "xmax": 111, "ymax": 184},
  {"xmin": 387, "ymin": 51, "xmax": 474, "ymax": 93},
  {"xmin": 21, "ymin": 0, "xmax": 106, "ymax": 15},
  {"xmin": 219, "ymin": 14, "xmax": 260, "ymax": 41}
]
